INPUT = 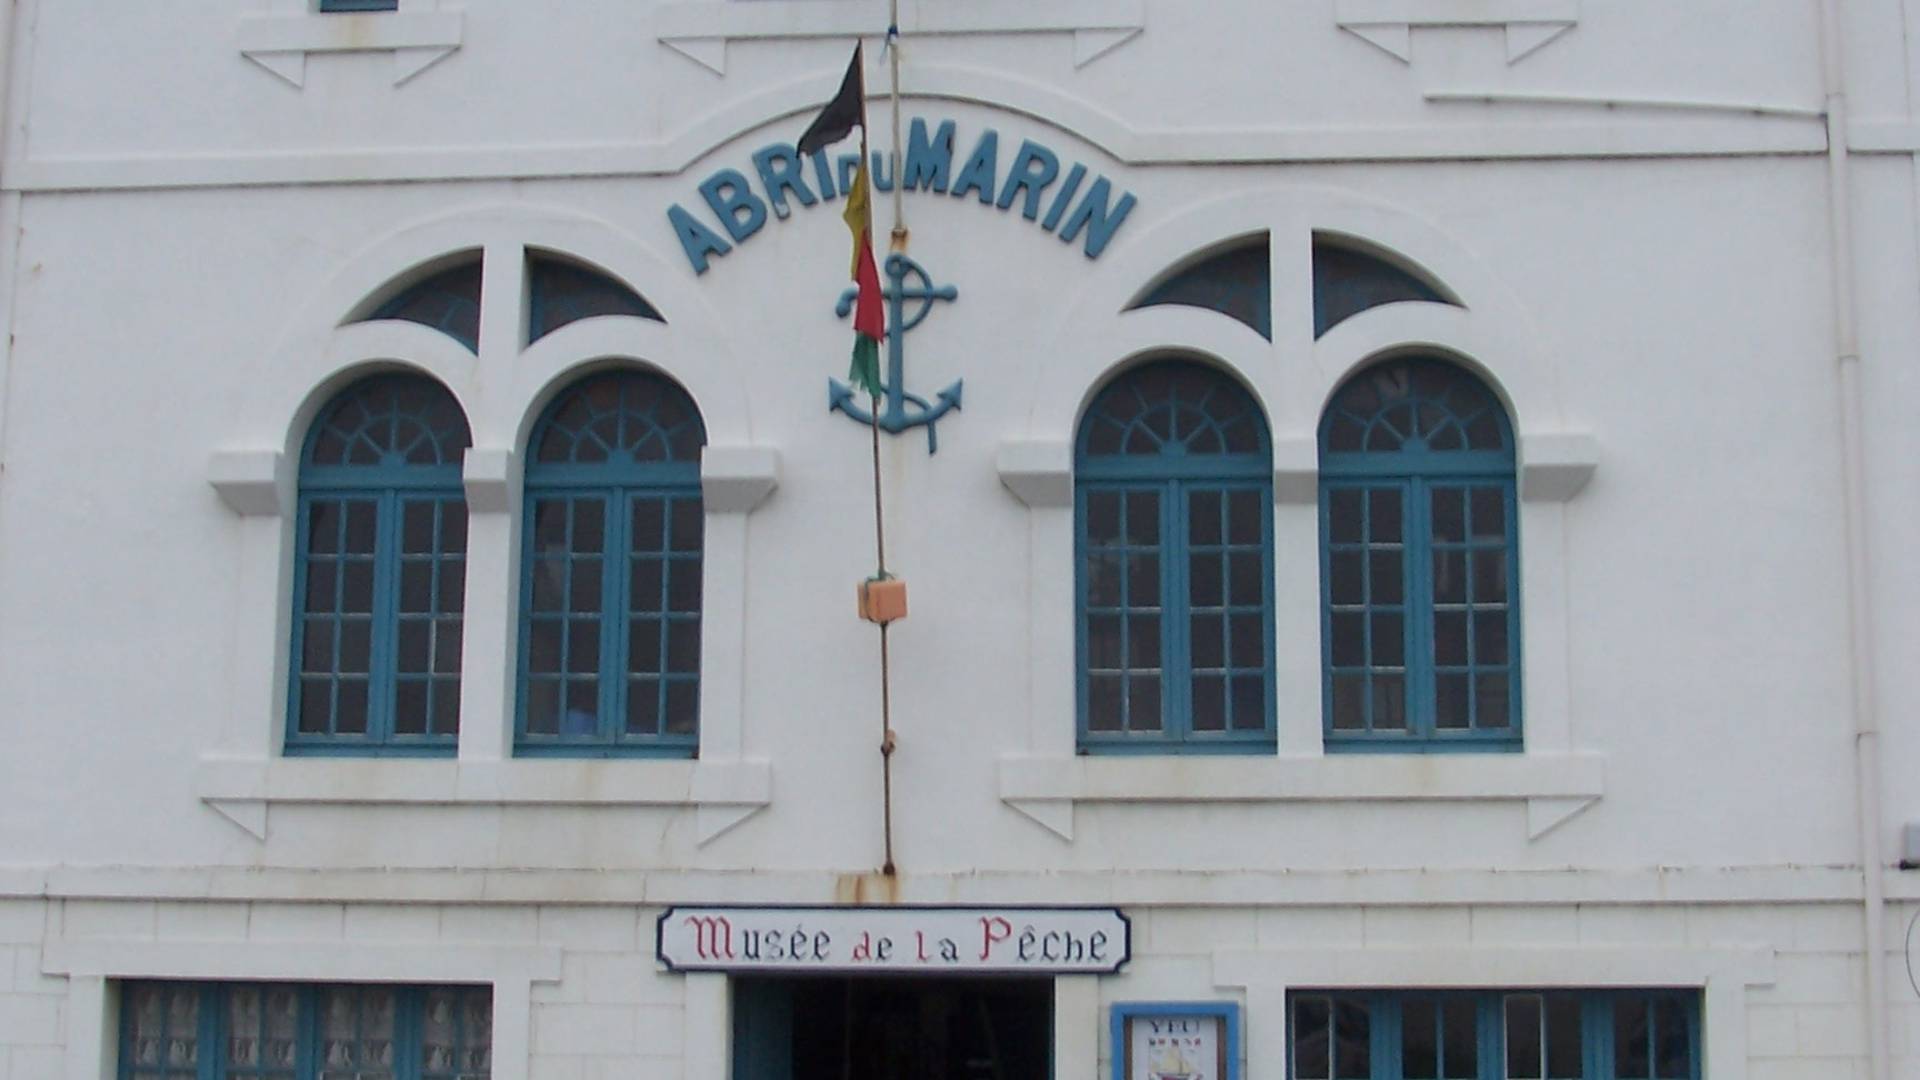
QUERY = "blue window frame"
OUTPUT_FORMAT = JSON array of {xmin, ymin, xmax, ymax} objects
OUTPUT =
[
  {"xmin": 319, "ymin": 0, "xmax": 399, "ymax": 12},
  {"xmin": 1288, "ymin": 989, "xmax": 1700, "ymax": 1080},
  {"xmin": 1319, "ymin": 357, "xmax": 1519, "ymax": 751},
  {"xmin": 517, "ymin": 370, "xmax": 706, "ymax": 757},
  {"xmin": 1128, "ymin": 234, "xmax": 1273, "ymax": 341},
  {"xmin": 119, "ymin": 981, "xmax": 490, "ymax": 1080},
  {"xmin": 526, "ymin": 250, "xmax": 664, "ymax": 345},
  {"xmin": 289, "ymin": 375, "xmax": 471, "ymax": 756},
  {"xmin": 359, "ymin": 256, "xmax": 483, "ymax": 353},
  {"xmin": 1076, "ymin": 359, "xmax": 1274, "ymax": 753}
]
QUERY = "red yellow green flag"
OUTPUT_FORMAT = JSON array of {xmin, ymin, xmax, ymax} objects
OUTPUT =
[{"xmin": 798, "ymin": 44, "xmax": 885, "ymax": 399}]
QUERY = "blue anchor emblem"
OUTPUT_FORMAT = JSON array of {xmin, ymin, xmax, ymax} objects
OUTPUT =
[{"xmin": 830, "ymin": 253, "xmax": 962, "ymax": 453}]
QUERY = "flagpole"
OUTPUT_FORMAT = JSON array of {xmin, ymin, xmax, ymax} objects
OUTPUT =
[
  {"xmin": 859, "ymin": 108, "xmax": 899, "ymax": 878},
  {"xmin": 886, "ymin": 4, "xmax": 906, "ymax": 250}
]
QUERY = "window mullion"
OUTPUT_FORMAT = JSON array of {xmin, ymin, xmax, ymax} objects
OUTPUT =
[
  {"xmin": 1404, "ymin": 476, "xmax": 1434, "ymax": 740},
  {"xmin": 1162, "ymin": 479, "xmax": 1188, "ymax": 740},
  {"xmin": 600, "ymin": 488, "xmax": 629, "ymax": 744},
  {"xmin": 1583, "ymin": 994, "xmax": 1611, "ymax": 1080},
  {"xmin": 1476, "ymin": 993, "xmax": 1502, "ymax": 1080},
  {"xmin": 1373, "ymin": 992, "xmax": 1399, "ymax": 1080},
  {"xmin": 196, "ymin": 984, "xmax": 222, "ymax": 1080},
  {"xmin": 395, "ymin": 988, "xmax": 422, "ymax": 1080},
  {"xmin": 368, "ymin": 489, "xmax": 403, "ymax": 743}
]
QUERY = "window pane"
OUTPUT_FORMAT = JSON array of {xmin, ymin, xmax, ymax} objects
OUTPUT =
[
  {"xmin": 1126, "ymin": 492, "xmax": 1160, "ymax": 544},
  {"xmin": 666, "ymin": 680, "xmax": 698, "ymax": 736},
  {"xmin": 1229, "ymin": 675, "xmax": 1264, "ymax": 731},
  {"xmin": 1192, "ymin": 676, "xmax": 1224, "ymax": 731},
  {"xmin": 1505, "ymin": 995, "xmax": 1542, "ymax": 1079},
  {"xmin": 1441, "ymin": 998, "xmax": 1476, "ymax": 1077},
  {"xmin": 1330, "ymin": 675, "xmax": 1365, "ymax": 730},
  {"xmin": 1368, "ymin": 489, "xmax": 1402, "ymax": 541},
  {"xmin": 1330, "ymin": 552, "xmax": 1363, "ymax": 605},
  {"xmin": 1328, "ymin": 490, "xmax": 1362, "ymax": 543},
  {"xmin": 1293, "ymin": 996, "xmax": 1331, "ymax": 1080},
  {"xmin": 1614, "ymin": 998, "xmax": 1650, "ymax": 1078},
  {"xmin": 1333, "ymin": 999, "xmax": 1370, "ymax": 1079},
  {"xmin": 1544, "ymin": 995, "xmax": 1581, "ymax": 1078},
  {"xmin": 1402, "ymin": 998, "xmax": 1437, "ymax": 1077},
  {"xmin": 1368, "ymin": 551, "xmax": 1402, "ymax": 604},
  {"xmin": 1227, "ymin": 489, "xmax": 1262, "ymax": 545},
  {"xmin": 1128, "ymin": 677, "xmax": 1161, "ymax": 732},
  {"xmin": 1653, "ymin": 997, "xmax": 1691, "ymax": 1079},
  {"xmin": 1371, "ymin": 676, "xmax": 1406, "ymax": 729},
  {"xmin": 1087, "ymin": 676, "xmax": 1122, "ymax": 731},
  {"xmin": 1086, "ymin": 491, "xmax": 1121, "ymax": 542}
]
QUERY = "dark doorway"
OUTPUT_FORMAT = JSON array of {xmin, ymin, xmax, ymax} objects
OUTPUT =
[{"xmin": 733, "ymin": 976, "xmax": 1053, "ymax": 1080}]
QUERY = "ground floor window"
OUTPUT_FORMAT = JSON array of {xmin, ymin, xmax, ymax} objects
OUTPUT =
[
  {"xmin": 734, "ymin": 975, "xmax": 1052, "ymax": 1080},
  {"xmin": 119, "ymin": 981, "xmax": 491, "ymax": 1080},
  {"xmin": 1289, "ymin": 990, "xmax": 1698, "ymax": 1080}
]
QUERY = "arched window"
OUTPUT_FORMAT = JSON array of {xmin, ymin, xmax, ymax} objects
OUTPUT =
[
  {"xmin": 289, "ymin": 374, "xmax": 472, "ymax": 755},
  {"xmin": 356, "ymin": 254, "xmax": 484, "ymax": 353},
  {"xmin": 1319, "ymin": 356, "xmax": 1519, "ymax": 750},
  {"xmin": 518, "ymin": 370, "xmax": 706, "ymax": 756},
  {"xmin": 1076, "ymin": 359, "xmax": 1274, "ymax": 752},
  {"xmin": 526, "ymin": 250, "xmax": 663, "ymax": 344}
]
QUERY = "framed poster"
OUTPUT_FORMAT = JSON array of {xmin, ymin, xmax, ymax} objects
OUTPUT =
[{"xmin": 1112, "ymin": 1002, "xmax": 1240, "ymax": 1080}]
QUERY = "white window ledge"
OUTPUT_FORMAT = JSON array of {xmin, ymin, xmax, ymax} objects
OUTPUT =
[
  {"xmin": 237, "ymin": 11, "xmax": 464, "ymax": 88},
  {"xmin": 996, "ymin": 752, "xmax": 1604, "ymax": 842},
  {"xmin": 195, "ymin": 755, "xmax": 771, "ymax": 846},
  {"xmin": 656, "ymin": 0, "xmax": 1145, "ymax": 75}
]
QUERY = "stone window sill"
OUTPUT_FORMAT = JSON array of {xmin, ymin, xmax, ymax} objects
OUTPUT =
[
  {"xmin": 195, "ymin": 755, "xmax": 771, "ymax": 844},
  {"xmin": 237, "ymin": 10, "xmax": 464, "ymax": 88},
  {"xmin": 996, "ymin": 751, "xmax": 1604, "ymax": 841}
]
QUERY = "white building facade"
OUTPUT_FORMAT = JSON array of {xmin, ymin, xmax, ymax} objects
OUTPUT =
[{"xmin": 0, "ymin": 2, "xmax": 1914, "ymax": 1079}]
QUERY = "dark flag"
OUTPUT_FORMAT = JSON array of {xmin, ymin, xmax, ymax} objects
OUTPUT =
[
  {"xmin": 797, "ymin": 44, "xmax": 867, "ymax": 156},
  {"xmin": 797, "ymin": 44, "xmax": 884, "ymax": 398}
]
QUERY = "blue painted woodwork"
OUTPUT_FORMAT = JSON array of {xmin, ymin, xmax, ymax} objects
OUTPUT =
[
  {"xmin": 1076, "ymin": 360, "xmax": 1274, "ymax": 753},
  {"xmin": 1319, "ymin": 357, "xmax": 1520, "ymax": 751},
  {"xmin": 289, "ymin": 375, "xmax": 470, "ymax": 757},
  {"xmin": 362, "ymin": 255, "xmax": 483, "ymax": 352},
  {"xmin": 526, "ymin": 251, "xmax": 663, "ymax": 345},
  {"xmin": 828, "ymin": 252, "xmax": 961, "ymax": 453},
  {"xmin": 1110, "ymin": 1002, "xmax": 1241, "ymax": 1080},
  {"xmin": 1287, "ymin": 989, "xmax": 1700, "ymax": 1080},
  {"xmin": 320, "ymin": 0, "xmax": 397, "ymax": 10},
  {"xmin": 119, "ymin": 981, "xmax": 490, "ymax": 1080},
  {"xmin": 1130, "ymin": 235, "xmax": 1273, "ymax": 341},
  {"xmin": 517, "ymin": 370, "xmax": 705, "ymax": 757},
  {"xmin": 1313, "ymin": 238, "xmax": 1457, "ymax": 338}
]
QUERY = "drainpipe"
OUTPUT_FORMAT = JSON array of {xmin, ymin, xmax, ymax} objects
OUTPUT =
[{"xmin": 1815, "ymin": 1, "xmax": 1891, "ymax": 1078}]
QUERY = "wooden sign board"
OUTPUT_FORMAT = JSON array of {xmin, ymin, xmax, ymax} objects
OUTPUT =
[
  {"xmin": 656, "ymin": 905, "xmax": 1129, "ymax": 974},
  {"xmin": 1113, "ymin": 1003, "xmax": 1240, "ymax": 1080}
]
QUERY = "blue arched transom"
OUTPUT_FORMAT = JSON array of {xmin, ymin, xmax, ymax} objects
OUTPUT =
[
  {"xmin": 1318, "ymin": 356, "xmax": 1520, "ymax": 751},
  {"xmin": 1127, "ymin": 235, "xmax": 1272, "ymax": 341},
  {"xmin": 1076, "ymin": 359, "xmax": 1275, "ymax": 753},
  {"xmin": 527, "ymin": 251, "xmax": 664, "ymax": 345},
  {"xmin": 360, "ymin": 255, "xmax": 484, "ymax": 353},
  {"xmin": 1312, "ymin": 238, "xmax": 1456, "ymax": 339},
  {"xmin": 290, "ymin": 374, "xmax": 472, "ymax": 756}
]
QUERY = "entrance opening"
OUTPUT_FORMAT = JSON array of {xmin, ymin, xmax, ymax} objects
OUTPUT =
[{"xmin": 733, "ymin": 976, "xmax": 1053, "ymax": 1080}]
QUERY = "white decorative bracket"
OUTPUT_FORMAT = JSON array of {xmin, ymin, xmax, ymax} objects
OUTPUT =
[
  {"xmin": 996, "ymin": 439, "xmax": 1072, "ymax": 508},
  {"xmin": 208, "ymin": 450, "xmax": 291, "ymax": 518},
  {"xmin": 654, "ymin": 0, "xmax": 1146, "ymax": 76},
  {"xmin": 462, "ymin": 447, "xmax": 518, "ymax": 515},
  {"xmin": 1520, "ymin": 431, "xmax": 1599, "ymax": 502},
  {"xmin": 1335, "ymin": 0, "xmax": 1578, "ymax": 65},
  {"xmin": 237, "ymin": 11, "xmax": 464, "ymax": 89},
  {"xmin": 701, "ymin": 446, "xmax": 781, "ymax": 514},
  {"xmin": 1271, "ymin": 436, "xmax": 1318, "ymax": 503}
]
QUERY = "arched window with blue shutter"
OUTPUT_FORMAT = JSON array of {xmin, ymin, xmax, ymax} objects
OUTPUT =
[
  {"xmin": 1076, "ymin": 358, "xmax": 1275, "ymax": 753},
  {"xmin": 289, "ymin": 374, "xmax": 472, "ymax": 755},
  {"xmin": 517, "ymin": 369, "xmax": 706, "ymax": 757},
  {"xmin": 1319, "ymin": 356, "xmax": 1520, "ymax": 750}
]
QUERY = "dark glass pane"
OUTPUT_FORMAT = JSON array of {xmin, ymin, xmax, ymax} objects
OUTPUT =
[
  {"xmin": 336, "ymin": 681, "xmax": 368, "ymax": 734},
  {"xmin": 1369, "ymin": 550, "xmax": 1403, "ymax": 604},
  {"xmin": 398, "ymin": 621, "xmax": 429, "ymax": 672},
  {"xmin": 431, "ymin": 679, "xmax": 458, "ymax": 734},
  {"xmin": 1087, "ymin": 616, "xmax": 1121, "ymax": 669},
  {"xmin": 524, "ymin": 680, "xmax": 560, "ymax": 734},
  {"xmin": 572, "ymin": 500, "xmax": 605, "ymax": 553},
  {"xmin": 298, "ymin": 680, "xmax": 331, "ymax": 733},
  {"xmin": 1433, "ymin": 550, "xmax": 1466, "ymax": 603},
  {"xmin": 564, "ymin": 681, "xmax": 599, "ymax": 736},
  {"xmin": 1333, "ymin": 999, "xmax": 1370, "ymax": 1079},
  {"xmin": 566, "ymin": 620, "xmax": 600, "ymax": 673},
  {"xmin": 1087, "ymin": 554, "xmax": 1123, "ymax": 608},
  {"xmin": 667, "ymin": 560, "xmax": 702, "ymax": 612},
  {"xmin": 1127, "ymin": 615, "xmax": 1160, "ymax": 668},
  {"xmin": 1230, "ymin": 675, "xmax": 1264, "ymax": 730},
  {"xmin": 304, "ymin": 561, "xmax": 337, "ymax": 612},
  {"xmin": 402, "ymin": 501, "xmax": 437, "ymax": 554},
  {"xmin": 433, "ymin": 619, "xmax": 462, "ymax": 673},
  {"xmin": 1293, "ymin": 997, "xmax": 1331, "ymax": 1080},
  {"xmin": 532, "ymin": 500, "xmax": 568, "ymax": 549},
  {"xmin": 1470, "ymin": 487, "xmax": 1505, "ymax": 539},
  {"xmin": 1328, "ymin": 489, "xmax": 1363, "ymax": 542},
  {"xmin": 394, "ymin": 681, "xmax": 428, "ymax": 734},
  {"xmin": 667, "ymin": 678, "xmax": 699, "ymax": 734},
  {"xmin": 1127, "ymin": 677, "xmax": 1160, "ymax": 732},
  {"xmin": 527, "ymin": 253, "xmax": 663, "ymax": 343},
  {"xmin": 527, "ymin": 619, "xmax": 564, "ymax": 674},
  {"xmin": 1229, "ymin": 613, "xmax": 1263, "ymax": 668},
  {"xmin": 1434, "ymin": 612, "xmax": 1468, "ymax": 665},
  {"xmin": 670, "ymin": 498, "xmax": 703, "ymax": 552},
  {"xmin": 1402, "ymin": 999, "xmax": 1437, "ymax": 1077},
  {"xmin": 1127, "ymin": 554, "xmax": 1160, "ymax": 606},
  {"xmin": 1087, "ymin": 676, "xmax": 1122, "ymax": 730},
  {"xmin": 531, "ymin": 372, "xmax": 704, "ymax": 466},
  {"xmin": 1544, "ymin": 995, "xmax": 1581, "ymax": 1078},
  {"xmin": 1615, "ymin": 999, "xmax": 1650, "ymax": 1078},
  {"xmin": 1086, "ymin": 491, "xmax": 1121, "ymax": 541},
  {"xmin": 1330, "ymin": 675, "xmax": 1365, "ymax": 730},
  {"xmin": 438, "ymin": 562, "xmax": 465, "ymax": 616},
  {"xmin": 1189, "ymin": 554, "xmax": 1223, "ymax": 607},
  {"xmin": 1370, "ymin": 612, "xmax": 1403, "ymax": 667},
  {"xmin": 1466, "ymin": 412, "xmax": 1503, "ymax": 449},
  {"xmin": 1442, "ymin": 999, "xmax": 1476, "ymax": 1077},
  {"xmin": 628, "ymin": 621, "xmax": 662, "ymax": 674},
  {"xmin": 631, "ymin": 558, "xmax": 665, "ymax": 613},
  {"xmin": 1133, "ymin": 239, "xmax": 1272, "ymax": 339},
  {"xmin": 340, "ymin": 621, "xmax": 372, "ymax": 673},
  {"xmin": 365, "ymin": 260, "xmax": 482, "ymax": 352},
  {"xmin": 1330, "ymin": 552, "xmax": 1364, "ymax": 605},
  {"xmin": 1506, "ymin": 996, "xmax": 1542, "ymax": 1080},
  {"xmin": 1475, "ymin": 674, "xmax": 1510, "ymax": 730},
  {"xmin": 1371, "ymin": 676, "xmax": 1406, "ymax": 728},
  {"xmin": 1368, "ymin": 489, "xmax": 1402, "ymax": 541},
  {"xmin": 1431, "ymin": 488, "xmax": 1465, "ymax": 542},
  {"xmin": 301, "ymin": 620, "xmax": 334, "ymax": 672},
  {"xmin": 1191, "ymin": 616, "xmax": 1224, "ymax": 669},
  {"xmin": 1228, "ymin": 551, "xmax": 1262, "ymax": 606},
  {"xmin": 400, "ymin": 562, "xmax": 433, "ymax": 614},
  {"xmin": 442, "ymin": 505, "xmax": 468, "ymax": 552},
  {"xmin": 1331, "ymin": 613, "xmax": 1364, "ymax": 667},
  {"xmin": 626, "ymin": 680, "xmax": 661, "ymax": 735},
  {"xmin": 1653, "ymin": 998, "xmax": 1691, "ymax": 1079},
  {"xmin": 1435, "ymin": 674, "xmax": 1469, "ymax": 729},
  {"xmin": 1125, "ymin": 492, "xmax": 1160, "ymax": 544},
  {"xmin": 631, "ymin": 498, "xmax": 666, "ymax": 550},
  {"xmin": 1192, "ymin": 677, "xmax": 1224, "ymax": 730},
  {"xmin": 1227, "ymin": 489, "xmax": 1262, "ymax": 545},
  {"xmin": 1472, "ymin": 550, "xmax": 1508, "ymax": 603},
  {"xmin": 1313, "ymin": 242, "xmax": 1450, "ymax": 337},
  {"xmin": 342, "ymin": 562, "xmax": 375, "ymax": 614},
  {"xmin": 1082, "ymin": 361, "xmax": 1267, "ymax": 461},
  {"xmin": 1326, "ymin": 413, "xmax": 1365, "ymax": 452},
  {"xmin": 1474, "ymin": 611, "xmax": 1508, "ymax": 662},
  {"xmin": 560, "ymin": 559, "xmax": 599, "ymax": 613},
  {"xmin": 667, "ymin": 620, "xmax": 700, "ymax": 672}
]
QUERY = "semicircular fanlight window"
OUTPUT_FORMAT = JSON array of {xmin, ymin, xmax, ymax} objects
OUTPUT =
[
  {"xmin": 359, "ymin": 256, "xmax": 483, "ymax": 353},
  {"xmin": 530, "ymin": 370, "xmax": 705, "ymax": 468},
  {"xmin": 1312, "ymin": 239, "xmax": 1456, "ymax": 339},
  {"xmin": 1319, "ymin": 356, "xmax": 1511, "ymax": 458},
  {"xmin": 1127, "ymin": 236, "xmax": 1271, "ymax": 341},
  {"xmin": 1079, "ymin": 359, "xmax": 1269, "ymax": 465},
  {"xmin": 305, "ymin": 374, "xmax": 472, "ymax": 469},
  {"xmin": 527, "ymin": 252, "xmax": 664, "ymax": 344}
]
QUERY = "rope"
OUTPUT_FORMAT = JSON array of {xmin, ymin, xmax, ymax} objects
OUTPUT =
[{"xmin": 860, "ymin": 91, "xmax": 898, "ymax": 875}]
